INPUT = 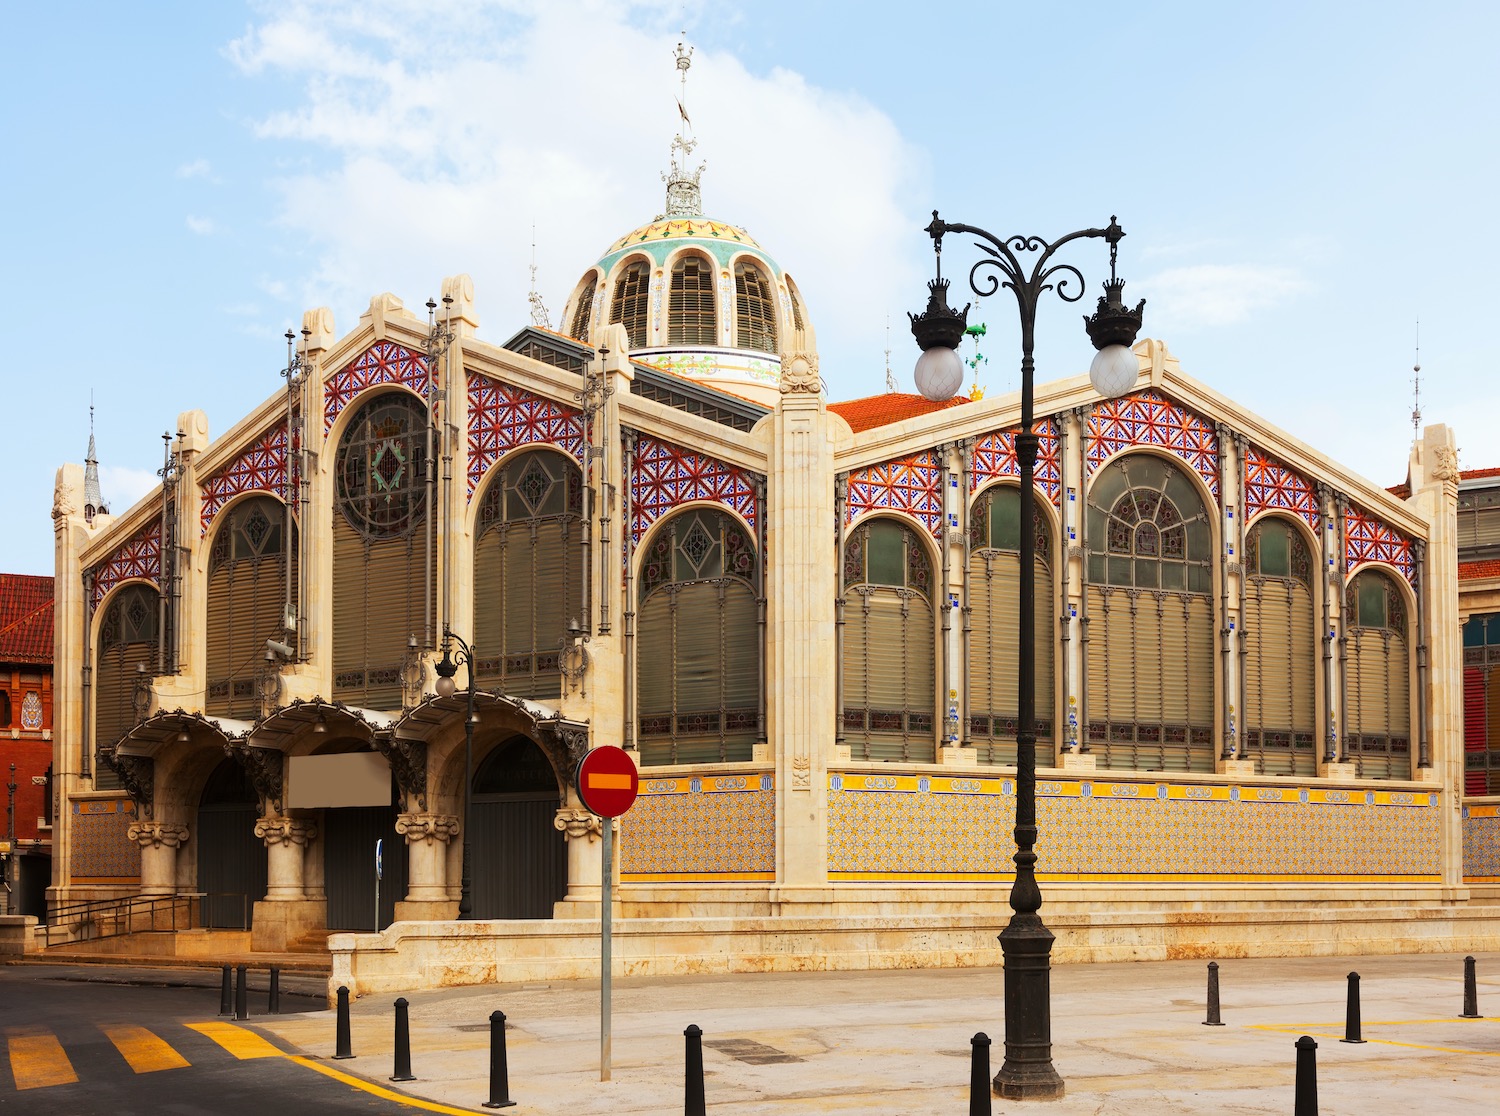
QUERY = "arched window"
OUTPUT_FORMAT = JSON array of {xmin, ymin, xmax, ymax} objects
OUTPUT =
[
  {"xmin": 842, "ymin": 518, "xmax": 935, "ymax": 761},
  {"xmin": 473, "ymin": 449, "xmax": 584, "ymax": 700},
  {"xmin": 1242, "ymin": 518, "xmax": 1317, "ymax": 775},
  {"xmin": 569, "ymin": 273, "xmax": 598, "ymax": 343},
  {"xmin": 609, "ymin": 260, "xmax": 651, "ymax": 349},
  {"xmin": 734, "ymin": 261, "xmax": 777, "ymax": 354},
  {"xmin": 668, "ymin": 254, "xmax": 717, "ymax": 345},
  {"xmin": 206, "ymin": 495, "xmax": 293, "ymax": 719},
  {"xmin": 637, "ymin": 509, "xmax": 759, "ymax": 764},
  {"xmin": 94, "ymin": 582, "xmax": 159, "ymax": 790},
  {"xmin": 1085, "ymin": 455, "xmax": 1214, "ymax": 771},
  {"xmin": 968, "ymin": 486, "xmax": 1054, "ymax": 766},
  {"xmin": 1346, "ymin": 569, "xmax": 1411, "ymax": 779},
  {"xmin": 332, "ymin": 391, "xmax": 430, "ymax": 708}
]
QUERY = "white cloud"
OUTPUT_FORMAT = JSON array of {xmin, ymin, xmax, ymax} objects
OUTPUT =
[
  {"xmin": 176, "ymin": 158, "xmax": 216, "ymax": 180},
  {"xmin": 98, "ymin": 465, "xmax": 161, "ymax": 514},
  {"xmin": 226, "ymin": 0, "xmax": 924, "ymax": 395},
  {"xmin": 1136, "ymin": 263, "xmax": 1312, "ymax": 331},
  {"xmin": 186, "ymin": 215, "xmax": 216, "ymax": 235}
]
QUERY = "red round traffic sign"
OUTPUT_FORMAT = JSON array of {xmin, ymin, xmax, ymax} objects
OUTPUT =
[{"xmin": 576, "ymin": 745, "xmax": 639, "ymax": 818}]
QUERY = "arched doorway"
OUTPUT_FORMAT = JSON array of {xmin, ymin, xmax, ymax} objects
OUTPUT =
[
  {"xmin": 471, "ymin": 735, "xmax": 566, "ymax": 918},
  {"xmin": 196, "ymin": 758, "xmax": 266, "ymax": 929},
  {"xmin": 315, "ymin": 739, "xmax": 405, "ymax": 931}
]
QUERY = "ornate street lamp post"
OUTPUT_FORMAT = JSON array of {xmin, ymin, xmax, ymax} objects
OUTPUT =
[
  {"xmin": 433, "ymin": 625, "xmax": 477, "ymax": 920},
  {"xmin": 910, "ymin": 211, "xmax": 1143, "ymax": 1099}
]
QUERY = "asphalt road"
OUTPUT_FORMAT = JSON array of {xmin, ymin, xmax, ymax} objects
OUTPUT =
[{"xmin": 0, "ymin": 964, "xmax": 435, "ymax": 1115}]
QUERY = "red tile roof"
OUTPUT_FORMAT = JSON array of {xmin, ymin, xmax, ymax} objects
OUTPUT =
[
  {"xmin": 1462, "ymin": 466, "xmax": 1500, "ymax": 481},
  {"xmin": 828, "ymin": 392, "xmax": 970, "ymax": 433},
  {"xmin": 0, "ymin": 574, "xmax": 53, "ymax": 664},
  {"xmin": 1460, "ymin": 560, "xmax": 1500, "ymax": 582}
]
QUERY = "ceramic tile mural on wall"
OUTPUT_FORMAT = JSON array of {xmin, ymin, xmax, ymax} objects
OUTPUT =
[
  {"xmin": 69, "ymin": 799, "xmax": 141, "ymax": 882},
  {"xmin": 466, "ymin": 374, "xmax": 587, "ymax": 497},
  {"xmin": 828, "ymin": 775, "xmax": 1439, "ymax": 881},
  {"xmin": 323, "ymin": 341, "xmax": 430, "ymax": 432},
  {"xmin": 622, "ymin": 774, "xmax": 775, "ymax": 880},
  {"xmin": 1463, "ymin": 805, "xmax": 1500, "ymax": 881},
  {"xmin": 89, "ymin": 520, "xmax": 161, "ymax": 608},
  {"xmin": 1087, "ymin": 390, "xmax": 1220, "ymax": 499},
  {"xmin": 200, "ymin": 424, "xmax": 295, "ymax": 534}
]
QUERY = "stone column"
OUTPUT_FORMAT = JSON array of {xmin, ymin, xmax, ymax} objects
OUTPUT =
[
  {"xmin": 127, "ymin": 821, "xmax": 189, "ymax": 896},
  {"xmin": 394, "ymin": 811, "xmax": 459, "ymax": 919},
  {"xmin": 255, "ymin": 816, "xmax": 317, "ymax": 900},
  {"xmin": 554, "ymin": 807, "xmax": 608, "ymax": 915}
]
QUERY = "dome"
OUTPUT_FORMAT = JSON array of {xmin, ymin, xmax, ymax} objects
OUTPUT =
[{"xmin": 558, "ymin": 207, "xmax": 813, "ymax": 409}]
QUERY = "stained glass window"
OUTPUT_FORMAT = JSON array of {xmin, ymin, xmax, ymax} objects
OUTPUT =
[{"xmin": 335, "ymin": 393, "xmax": 429, "ymax": 540}]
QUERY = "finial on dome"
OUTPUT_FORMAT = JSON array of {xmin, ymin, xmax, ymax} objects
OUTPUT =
[
  {"xmin": 660, "ymin": 36, "xmax": 705, "ymax": 218},
  {"xmin": 1411, "ymin": 317, "xmax": 1422, "ymax": 443}
]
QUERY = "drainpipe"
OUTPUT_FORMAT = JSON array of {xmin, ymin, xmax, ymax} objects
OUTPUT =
[
  {"xmin": 81, "ymin": 570, "xmax": 95, "ymax": 779},
  {"xmin": 939, "ymin": 443, "xmax": 953, "ymax": 750},
  {"xmin": 835, "ymin": 474, "xmax": 848, "ymax": 746},
  {"xmin": 1335, "ymin": 492, "xmax": 1350, "ymax": 763},
  {"xmin": 1415, "ymin": 539, "xmax": 1430, "ymax": 770},
  {"xmin": 959, "ymin": 439, "xmax": 974, "ymax": 750},
  {"xmin": 1076, "ymin": 406, "xmax": 1092, "ymax": 752},
  {"xmin": 623, "ymin": 432, "xmax": 637, "ymax": 751},
  {"xmin": 1235, "ymin": 434, "xmax": 1249, "ymax": 763},
  {"xmin": 1054, "ymin": 418, "xmax": 1069, "ymax": 753},
  {"xmin": 756, "ymin": 477, "xmax": 768, "ymax": 749},
  {"xmin": 1216, "ymin": 425, "xmax": 1232, "ymax": 760}
]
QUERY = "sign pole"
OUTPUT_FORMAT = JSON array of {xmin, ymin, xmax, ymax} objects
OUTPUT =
[
  {"xmin": 600, "ymin": 814, "xmax": 612, "ymax": 1082},
  {"xmin": 375, "ymin": 838, "xmax": 383, "ymax": 933}
]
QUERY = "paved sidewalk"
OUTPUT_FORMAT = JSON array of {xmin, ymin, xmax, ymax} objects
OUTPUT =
[{"xmin": 253, "ymin": 952, "xmax": 1500, "ymax": 1114}]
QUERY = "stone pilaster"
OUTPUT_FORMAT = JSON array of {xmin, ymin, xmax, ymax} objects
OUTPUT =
[{"xmin": 768, "ymin": 347, "xmax": 836, "ymax": 897}]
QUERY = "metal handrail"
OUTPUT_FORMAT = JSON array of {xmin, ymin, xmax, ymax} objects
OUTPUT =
[{"xmin": 44, "ymin": 891, "xmax": 249, "ymax": 947}]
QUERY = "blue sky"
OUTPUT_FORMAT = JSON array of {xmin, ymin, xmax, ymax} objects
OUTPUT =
[{"xmin": 3, "ymin": 1, "xmax": 1496, "ymax": 576}]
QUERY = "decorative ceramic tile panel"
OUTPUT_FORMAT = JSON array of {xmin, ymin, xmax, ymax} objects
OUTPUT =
[
  {"xmin": 1087, "ymin": 390, "xmax": 1219, "ymax": 498},
  {"xmin": 200, "ymin": 424, "xmax": 294, "ymax": 534},
  {"xmin": 1346, "ymin": 505, "xmax": 1416, "ymax": 583},
  {"xmin": 90, "ymin": 520, "xmax": 160, "ymax": 608},
  {"xmin": 69, "ymin": 798, "xmax": 141, "ymax": 881},
  {"xmin": 1244, "ymin": 446, "xmax": 1319, "ymax": 531},
  {"xmin": 621, "ymin": 774, "xmax": 775, "ymax": 880},
  {"xmin": 323, "ymin": 341, "xmax": 430, "ymax": 432},
  {"xmin": 631, "ymin": 434, "xmax": 760, "ymax": 544},
  {"xmin": 846, "ymin": 450, "xmax": 944, "ymax": 537},
  {"xmin": 1463, "ymin": 804, "xmax": 1500, "ymax": 880},
  {"xmin": 970, "ymin": 418, "xmax": 1062, "ymax": 505},
  {"xmin": 466, "ymin": 373, "xmax": 586, "ymax": 497},
  {"xmin": 827, "ymin": 774, "xmax": 1440, "ymax": 881}
]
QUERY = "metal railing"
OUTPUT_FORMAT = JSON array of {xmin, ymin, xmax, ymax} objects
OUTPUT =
[{"xmin": 43, "ymin": 891, "xmax": 249, "ymax": 948}]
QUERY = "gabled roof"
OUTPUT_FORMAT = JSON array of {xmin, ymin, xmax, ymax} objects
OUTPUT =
[
  {"xmin": 1461, "ymin": 559, "xmax": 1500, "ymax": 582},
  {"xmin": 828, "ymin": 392, "xmax": 970, "ymax": 433},
  {"xmin": 0, "ymin": 574, "xmax": 53, "ymax": 664}
]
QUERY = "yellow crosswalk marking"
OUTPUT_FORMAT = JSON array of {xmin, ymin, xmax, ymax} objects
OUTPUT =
[
  {"xmin": 184, "ymin": 1021, "xmax": 285, "ymax": 1060},
  {"xmin": 7, "ymin": 1031, "xmax": 79, "ymax": 1091},
  {"xmin": 103, "ymin": 1024, "xmax": 190, "ymax": 1074}
]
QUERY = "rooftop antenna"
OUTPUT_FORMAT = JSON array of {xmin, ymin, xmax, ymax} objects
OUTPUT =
[
  {"xmin": 1410, "ymin": 317, "xmax": 1422, "ymax": 442},
  {"xmin": 528, "ymin": 224, "xmax": 551, "ymax": 329},
  {"xmin": 660, "ymin": 35, "xmax": 704, "ymax": 218},
  {"xmin": 884, "ymin": 316, "xmax": 897, "ymax": 393}
]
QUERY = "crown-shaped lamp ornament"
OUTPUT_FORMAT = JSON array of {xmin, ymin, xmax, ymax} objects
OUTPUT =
[
  {"xmin": 1083, "ymin": 218, "xmax": 1145, "ymax": 399},
  {"xmin": 909, "ymin": 268, "xmax": 970, "ymax": 402}
]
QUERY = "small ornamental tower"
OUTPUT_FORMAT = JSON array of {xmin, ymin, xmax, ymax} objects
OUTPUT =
[{"xmin": 83, "ymin": 405, "xmax": 107, "ymax": 525}]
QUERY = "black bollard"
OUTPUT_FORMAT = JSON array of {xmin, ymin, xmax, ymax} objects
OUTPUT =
[
  {"xmin": 218, "ymin": 965, "xmax": 233, "ymax": 1017},
  {"xmin": 1462, "ymin": 955, "xmax": 1483, "ymax": 1019},
  {"xmin": 1294, "ymin": 1035, "xmax": 1318, "ymax": 1116},
  {"xmin": 969, "ymin": 1032, "xmax": 992, "ymax": 1116},
  {"xmin": 1204, "ymin": 961, "xmax": 1225, "ymax": 1026},
  {"xmin": 268, "ymin": 966, "xmax": 280, "ymax": 1015},
  {"xmin": 334, "ymin": 985, "xmax": 354, "ymax": 1059},
  {"xmin": 390, "ymin": 997, "xmax": 415, "ymax": 1083},
  {"xmin": 684, "ymin": 1024, "xmax": 705, "ymax": 1116},
  {"xmin": 1341, "ymin": 971, "xmax": 1366, "ymax": 1043},
  {"xmin": 482, "ymin": 1010, "xmax": 516, "ymax": 1109},
  {"xmin": 234, "ymin": 965, "xmax": 248, "ymax": 1021}
]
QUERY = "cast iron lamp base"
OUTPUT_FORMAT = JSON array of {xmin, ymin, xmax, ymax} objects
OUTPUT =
[{"xmin": 996, "ymin": 912, "xmax": 1065, "ymax": 1100}]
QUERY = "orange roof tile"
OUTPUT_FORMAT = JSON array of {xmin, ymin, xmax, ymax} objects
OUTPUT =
[
  {"xmin": 1460, "ymin": 559, "xmax": 1500, "ymax": 582},
  {"xmin": 828, "ymin": 392, "xmax": 970, "ymax": 433},
  {"xmin": 1462, "ymin": 466, "xmax": 1500, "ymax": 481},
  {"xmin": 0, "ymin": 574, "xmax": 54, "ymax": 664}
]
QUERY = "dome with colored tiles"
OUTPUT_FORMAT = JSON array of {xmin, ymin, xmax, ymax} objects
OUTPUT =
[{"xmin": 557, "ymin": 139, "xmax": 811, "ymax": 409}]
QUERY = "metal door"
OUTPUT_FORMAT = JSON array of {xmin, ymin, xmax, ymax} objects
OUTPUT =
[
  {"xmin": 323, "ymin": 804, "xmax": 405, "ymax": 931},
  {"xmin": 470, "ymin": 735, "xmax": 567, "ymax": 919},
  {"xmin": 196, "ymin": 758, "xmax": 266, "ymax": 929}
]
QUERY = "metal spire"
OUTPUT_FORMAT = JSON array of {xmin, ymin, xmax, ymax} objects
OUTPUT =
[
  {"xmin": 1410, "ymin": 318, "xmax": 1422, "ymax": 441},
  {"xmin": 884, "ymin": 316, "xmax": 897, "ymax": 393},
  {"xmin": 528, "ymin": 224, "xmax": 551, "ymax": 329},
  {"xmin": 83, "ymin": 397, "xmax": 105, "ymax": 523},
  {"xmin": 660, "ymin": 35, "xmax": 705, "ymax": 218}
]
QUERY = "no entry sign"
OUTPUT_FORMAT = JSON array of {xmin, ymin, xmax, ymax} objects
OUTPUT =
[{"xmin": 576, "ymin": 745, "xmax": 639, "ymax": 818}]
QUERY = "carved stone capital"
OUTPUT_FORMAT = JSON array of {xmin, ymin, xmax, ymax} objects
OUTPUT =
[
  {"xmin": 376, "ymin": 736, "xmax": 428, "ymax": 811},
  {"xmin": 779, "ymin": 352, "xmax": 820, "ymax": 394},
  {"xmin": 255, "ymin": 816, "xmax": 317, "ymax": 847},
  {"xmin": 223, "ymin": 741, "xmax": 284, "ymax": 815},
  {"xmin": 128, "ymin": 821, "xmax": 189, "ymax": 850},
  {"xmin": 1432, "ymin": 444, "xmax": 1460, "ymax": 483},
  {"xmin": 395, "ymin": 811, "xmax": 460, "ymax": 845},
  {"xmin": 553, "ymin": 808, "xmax": 605, "ymax": 842}
]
